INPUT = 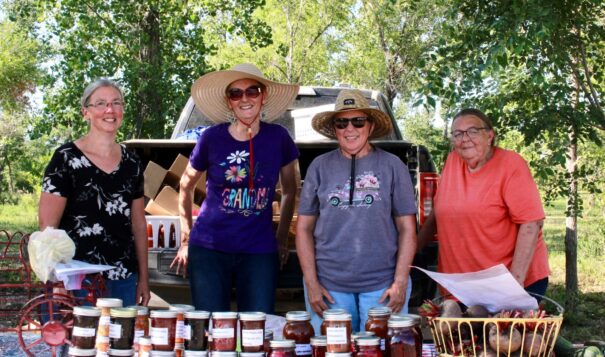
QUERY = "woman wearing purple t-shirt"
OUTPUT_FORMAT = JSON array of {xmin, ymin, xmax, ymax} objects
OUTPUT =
[{"xmin": 171, "ymin": 64, "xmax": 300, "ymax": 313}]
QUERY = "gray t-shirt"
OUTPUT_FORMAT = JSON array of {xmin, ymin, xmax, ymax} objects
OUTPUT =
[{"xmin": 298, "ymin": 148, "xmax": 417, "ymax": 292}]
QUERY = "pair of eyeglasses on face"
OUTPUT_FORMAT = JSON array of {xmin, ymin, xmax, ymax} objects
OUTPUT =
[
  {"xmin": 86, "ymin": 100, "xmax": 125, "ymax": 110},
  {"xmin": 333, "ymin": 117, "xmax": 369, "ymax": 129},
  {"xmin": 451, "ymin": 127, "xmax": 488, "ymax": 141},
  {"xmin": 227, "ymin": 86, "xmax": 262, "ymax": 101}
]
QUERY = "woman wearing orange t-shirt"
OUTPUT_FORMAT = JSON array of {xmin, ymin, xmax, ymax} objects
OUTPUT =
[{"xmin": 418, "ymin": 108, "xmax": 549, "ymax": 297}]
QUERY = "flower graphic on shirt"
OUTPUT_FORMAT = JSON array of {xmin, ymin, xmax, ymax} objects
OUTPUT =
[
  {"xmin": 225, "ymin": 165, "xmax": 247, "ymax": 183},
  {"xmin": 227, "ymin": 150, "xmax": 249, "ymax": 164},
  {"xmin": 68, "ymin": 156, "xmax": 91, "ymax": 169},
  {"xmin": 42, "ymin": 177, "xmax": 56, "ymax": 192},
  {"xmin": 105, "ymin": 196, "xmax": 128, "ymax": 215},
  {"xmin": 77, "ymin": 223, "xmax": 104, "ymax": 237}
]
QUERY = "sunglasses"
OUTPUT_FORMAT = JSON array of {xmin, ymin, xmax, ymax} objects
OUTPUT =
[
  {"xmin": 227, "ymin": 86, "xmax": 262, "ymax": 101},
  {"xmin": 333, "ymin": 117, "xmax": 369, "ymax": 129}
]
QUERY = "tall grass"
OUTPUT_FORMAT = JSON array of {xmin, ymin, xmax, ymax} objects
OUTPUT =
[{"xmin": 0, "ymin": 193, "xmax": 38, "ymax": 234}]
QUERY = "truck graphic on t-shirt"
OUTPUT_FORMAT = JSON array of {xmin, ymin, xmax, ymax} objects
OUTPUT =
[{"xmin": 328, "ymin": 172, "xmax": 380, "ymax": 207}]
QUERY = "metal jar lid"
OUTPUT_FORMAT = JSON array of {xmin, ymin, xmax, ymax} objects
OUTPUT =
[
  {"xmin": 110, "ymin": 307, "xmax": 137, "ymax": 318},
  {"xmin": 150, "ymin": 310, "xmax": 178, "ymax": 319},
  {"xmin": 270, "ymin": 339, "xmax": 296, "ymax": 348},
  {"xmin": 169, "ymin": 304, "xmax": 195, "ymax": 313},
  {"xmin": 351, "ymin": 331, "xmax": 375, "ymax": 341},
  {"xmin": 388, "ymin": 316, "xmax": 414, "ymax": 328},
  {"xmin": 367, "ymin": 306, "xmax": 392, "ymax": 317},
  {"xmin": 239, "ymin": 311, "xmax": 266, "ymax": 321},
  {"xmin": 126, "ymin": 305, "xmax": 149, "ymax": 316},
  {"xmin": 355, "ymin": 336, "xmax": 380, "ymax": 346},
  {"xmin": 73, "ymin": 306, "xmax": 101, "ymax": 317},
  {"xmin": 239, "ymin": 353, "xmax": 266, "ymax": 357},
  {"xmin": 150, "ymin": 351, "xmax": 177, "ymax": 357},
  {"xmin": 96, "ymin": 298, "xmax": 123, "ymax": 308},
  {"xmin": 185, "ymin": 310, "xmax": 211, "ymax": 319},
  {"xmin": 321, "ymin": 309, "xmax": 347, "ymax": 317},
  {"xmin": 286, "ymin": 311, "xmax": 311, "ymax": 321},
  {"xmin": 324, "ymin": 312, "xmax": 352, "ymax": 321},
  {"xmin": 310, "ymin": 336, "xmax": 327, "ymax": 346},
  {"xmin": 211, "ymin": 311, "xmax": 238, "ymax": 319}
]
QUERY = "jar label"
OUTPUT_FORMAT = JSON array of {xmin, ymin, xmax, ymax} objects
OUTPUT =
[
  {"xmin": 97, "ymin": 352, "xmax": 109, "ymax": 357},
  {"xmin": 326, "ymin": 327, "xmax": 347, "ymax": 344},
  {"xmin": 99, "ymin": 315, "xmax": 110, "ymax": 325},
  {"xmin": 212, "ymin": 327, "xmax": 235, "ymax": 339},
  {"xmin": 135, "ymin": 329, "xmax": 145, "ymax": 343},
  {"xmin": 151, "ymin": 326, "xmax": 169, "ymax": 345},
  {"xmin": 184, "ymin": 325, "xmax": 192, "ymax": 340},
  {"xmin": 295, "ymin": 343, "xmax": 312, "ymax": 356},
  {"xmin": 176, "ymin": 320, "xmax": 186, "ymax": 338},
  {"xmin": 241, "ymin": 328, "xmax": 264, "ymax": 346},
  {"xmin": 72, "ymin": 326, "xmax": 96, "ymax": 337},
  {"xmin": 109, "ymin": 323, "xmax": 123, "ymax": 339}
]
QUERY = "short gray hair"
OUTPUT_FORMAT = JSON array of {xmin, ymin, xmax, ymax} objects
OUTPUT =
[{"xmin": 80, "ymin": 78, "xmax": 124, "ymax": 108}]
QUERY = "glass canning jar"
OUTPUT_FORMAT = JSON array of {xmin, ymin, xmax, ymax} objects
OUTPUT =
[
  {"xmin": 265, "ymin": 329, "xmax": 275, "ymax": 353},
  {"xmin": 184, "ymin": 310, "xmax": 210, "ymax": 351},
  {"xmin": 356, "ymin": 336, "xmax": 382, "ymax": 357},
  {"xmin": 96, "ymin": 298, "xmax": 123, "ymax": 353},
  {"xmin": 283, "ymin": 311, "xmax": 314, "ymax": 357},
  {"xmin": 324, "ymin": 313, "xmax": 352, "ymax": 353},
  {"xmin": 138, "ymin": 336, "xmax": 152, "ymax": 357},
  {"xmin": 170, "ymin": 304, "xmax": 195, "ymax": 356},
  {"xmin": 71, "ymin": 306, "xmax": 101, "ymax": 349},
  {"xmin": 386, "ymin": 317, "xmax": 421, "ymax": 357},
  {"xmin": 127, "ymin": 305, "xmax": 149, "ymax": 352},
  {"xmin": 150, "ymin": 310, "xmax": 178, "ymax": 351},
  {"xmin": 239, "ymin": 312, "xmax": 266, "ymax": 352},
  {"xmin": 211, "ymin": 311, "xmax": 238, "ymax": 351},
  {"xmin": 351, "ymin": 331, "xmax": 375, "ymax": 353},
  {"xmin": 109, "ymin": 307, "xmax": 137, "ymax": 350},
  {"xmin": 310, "ymin": 336, "xmax": 327, "ymax": 357},
  {"xmin": 365, "ymin": 306, "xmax": 391, "ymax": 351},
  {"xmin": 269, "ymin": 339, "xmax": 297, "ymax": 357},
  {"xmin": 320, "ymin": 309, "xmax": 347, "ymax": 335}
]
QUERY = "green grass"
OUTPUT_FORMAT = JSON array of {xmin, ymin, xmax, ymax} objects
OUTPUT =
[{"xmin": 0, "ymin": 193, "xmax": 38, "ymax": 233}]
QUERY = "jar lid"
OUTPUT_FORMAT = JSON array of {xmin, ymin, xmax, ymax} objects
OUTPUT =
[
  {"xmin": 184, "ymin": 351, "xmax": 209, "ymax": 357},
  {"xmin": 150, "ymin": 310, "xmax": 178, "ymax": 318},
  {"xmin": 321, "ymin": 308, "xmax": 347, "ymax": 317},
  {"xmin": 265, "ymin": 329, "xmax": 274, "ymax": 339},
  {"xmin": 185, "ymin": 310, "xmax": 211, "ymax": 319},
  {"xmin": 310, "ymin": 336, "xmax": 327, "ymax": 346},
  {"xmin": 96, "ymin": 298, "xmax": 123, "ymax": 308},
  {"xmin": 355, "ymin": 336, "xmax": 380, "ymax": 346},
  {"xmin": 388, "ymin": 316, "xmax": 414, "ymax": 327},
  {"xmin": 67, "ymin": 347, "xmax": 97, "ymax": 356},
  {"xmin": 212, "ymin": 311, "xmax": 238, "ymax": 319},
  {"xmin": 285, "ymin": 311, "xmax": 311, "ymax": 321},
  {"xmin": 110, "ymin": 307, "xmax": 137, "ymax": 318},
  {"xmin": 240, "ymin": 353, "xmax": 266, "ymax": 357},
  {"xmin": 73, "ymin": 306, "xmax": 101, "ymax": 317},
  {"xmin": 270, "ymin": 339, "xmax": 296, "ymax": 348},
  {"xmin": 325, "ymin": 353, "xmax": 352, "ymax": 357},
  {"xmin": 138, "ymin": 336, "xmax": 152, "ymax": 345},
  {"xmin": 126, "ymin": 305, "xmax": 149, "ymax": 316},
  {"xmin": 210, "ymin": 352, "xmax": 237, "ymax": 357},
  {"xmin": 150, "ymin": 351, "xmax": 177, "ymax": 357},
  {"xmin": 107, "ymin": 349, "xmax": 135, "ymax": 356},
  {"xmin": 169, "ymin": 304, "xmax": 195, "ymax": 312},
  {"xmin": 397, "ymin": 313, "xmax": 421, "ymax": 323},
  {"xmin": 324, "ymin": 312, "xmax": 352, "ymax": 321},
  {"xmin": 239, "ymin": 311, "xmax": 266, "ymax": 321},
  {"xmin": 367, "ymin": 306, "xmax": 392, "ymax": 317},
  {"xmin": 351, "ymin": 331, "xmax": 375, "ymax": 341}
]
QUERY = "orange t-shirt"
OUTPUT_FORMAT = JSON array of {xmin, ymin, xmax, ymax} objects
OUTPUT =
[{"xmin": 434, "ymin": 148, "xmax": 550, "ymax": 287}]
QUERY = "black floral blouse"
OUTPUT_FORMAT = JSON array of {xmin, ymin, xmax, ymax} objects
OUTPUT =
[{"xmin": 42, "ymin": 142, "xmax": 144, "ymax": 280}]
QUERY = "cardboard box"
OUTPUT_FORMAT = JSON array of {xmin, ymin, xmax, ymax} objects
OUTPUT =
[{"xmin": 145, "ymin": 186, "xmax": 201, "ymax": 216}]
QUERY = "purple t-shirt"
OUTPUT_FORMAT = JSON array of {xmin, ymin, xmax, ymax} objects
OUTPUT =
[{"xmin": 189, "ymin": 122, "xmax": 299, "ymax": 253}]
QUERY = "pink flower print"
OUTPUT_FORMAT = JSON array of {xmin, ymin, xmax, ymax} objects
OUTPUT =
[{"xmin": 225, "ymin": 165, "xmax": 247, "ymax": 183}]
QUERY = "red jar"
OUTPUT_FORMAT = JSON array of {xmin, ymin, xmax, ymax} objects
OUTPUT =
[
  {"xmin": 170, "ymin": 304, "xmax": 195, "ymax": 356},
  {"xmin": 365, "ymin": 307, "xmax": 391, "ymax": 351},
  {"xmin": 386, "ymin": 317, "xmax": 421, "ymax": 357},
  {"xmin": 283, "ymin": 311, "xmax": 314, "ymax": 357},
  {"xmin": 356, "ymin": 336, "xmax": 382, "ymax": 357},
  {"xmin": 395, "ymin": 314, "xmax": 423, "ymax": 347},
  {"xmin": 324, "ymin": 313, "xmax": 352, "ymax": 353},
  {"xmin": 239, "ymin": 312, "xmax": 266, "ymax": 352},
  {"xmin": 211, "ymin": 311, "xmax": 238, "ymax": 351},
  {"xmin": 127, "ymin": 305, "xmax": 149, "ymax": 352},
  {"xmin": 310, "ymin": 336, "xmax": 327, "ymax": 357},
  {"xmin": 351, "ymin": 331, "xmax": 375, "ymax": 353},
  {"xmin": 150, "ymin": 310, "xmax": 178, "ymax": 351},
  {"xmin": 269, "ymin": 339, "xmax": 296, "ymax": 357},
  {"xmin": 320, "ymin": 309, "xmax": 347, "ymax": 335}
]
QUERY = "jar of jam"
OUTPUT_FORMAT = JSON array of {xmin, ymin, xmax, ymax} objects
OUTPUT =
[
  {"xmin": 127, "ymin": 305, "xmax": 149, "ymax": 352},
  {"xmin": 320, "ymin": 309, "xmax": 347, "ymax": 335},
  {"xmin": 67, "ymin": 347, "xmax": 97, "ymax": 357},
  {"xmin": 150, "ymin": 310, "xmax": 178, "ymax": 351},
  {"xmin": 269, "ymin": 339, "xmax": 296, "ymax": 357},
  {"xmin": 184, "ymin": 351, "xmax": 209, "ymax": 357},
  {"xmin": 265, "ymin": 329, "xmax": 274, "ymax": 353},
  {"xmin": 310, "ymin": 336, "xmax": 326, "ymax": 357},
  {"xmin": 184, "ymin": 310, "xmax": 210, "ymax": 351},
  {"xmin": 139, "ymin": 336, "xmax": 152, "ymax": 357},
  {"xmin": 108, "ymin": 349, "xmax": 135, "ymax": 357},
  {"xmin": 283, "ymin": 311, "xmax": 314, "ymax": 357},
  {"xmin": 109, "ymin": 307, "xmax": 137, "ymax": 350},
  {"xmin": 386, "ymin": 317, "xmax": 420, "ymax": 357},
  {"xmin": 96, "ymin": 298, "xmax": 123, "ymax": 353},
  {"xmin": 351, "ymin": 332, "xmax": 375, "ymax": 353},
  {"xmin": 356, "ymin": 336, "xmax": 382, "ymax": 357},
  {"xmin": 211, "ymin": 312, "xmax": 237, "ymax": 351},
  {"xmin": 170, "ymin": 304, "xmax": 195, "ymax": 356},
  {"xmin": 239, "ymin": 312, "xmax": 266, "ymax": 352},
  {"xmin": 395, "ymin": 314, "xmax": 422, "ymax": 347},
  {"xmin": 324, "ymin": 313, "xmax": 351, "ymax": 353},
  {"xmin": 150, "ymin": 351, "xmax": 177, "ymax": 357},
  {"xmin": 71, "ymin": 306, "xmax": 101, "ymax": 349},
  {"xmin": 365, "ymin": 307, "xmax": 391, "ymax": 351}
]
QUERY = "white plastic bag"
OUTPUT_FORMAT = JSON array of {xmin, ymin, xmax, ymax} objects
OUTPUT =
[{"xmin": 28, "ymin": 227, "xmax": 76, "ymax": 283}]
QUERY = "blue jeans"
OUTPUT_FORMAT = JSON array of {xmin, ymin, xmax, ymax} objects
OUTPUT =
[
  {"xmin": 72, "ymin": 274, "xmax": 138, "ymax": 306},
  {"xmin": 188, "ymin": 245, "xmax": 279, "ymax": 313},
  {"xmin": 304, "ymin": 277, "xmax": 413, "ymax": 333}
]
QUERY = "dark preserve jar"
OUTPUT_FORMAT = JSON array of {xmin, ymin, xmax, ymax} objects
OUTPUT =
[
  {"xmin": 211, "ymin": 311, "xmax": 238, "ymax": 351},
  {"xmin": 320, "ymin": 309, "xmax": 347, "ymax": 335},
  {"xmin": 269, "ymin": 339, "xmax": 296, "ymax": 357},
  {"xmin": 67, "ymin": 347, "xmax": 97, "ymax": 357},
  {"xmin": 386, "ymin": 317, "xmax": 420, "ymax": 357},
  {"xmin": 365, "ymin": 307, "xmax": 391, "ymax": 351},
  {"xmin": 356, "ymin": 336, "xmax": 382, "ymax": 357},
  {"xmin": 324, "ymin": 313, "xmax": 352, "ymax": 353},
  {"xmin": 150, "ymin": 310, "xmax": 178, "ymax": 351},
  {"xmin": 239, "ymin": 312, "xmax": 266, "ymax": 352},
  {"xmin": 109, "ymin": 307, "xmax": 137, "ymax": 350},
  {"xmin": 283, "ymin": 311, "xmax": 314, "ymax": 357},
  {"xmin": 185, "ymin": 310, "xmax": 210, "ymax": 351},
  {"xmin": 310, "ymin": 336, "xmax": 327, "ymax": 357},
  {"xmin": 71, "ymin": 306, "xmax": 101, "ymax": 349}
]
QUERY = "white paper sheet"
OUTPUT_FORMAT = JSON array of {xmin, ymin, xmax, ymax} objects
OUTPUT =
[
  {"xmin": 413, "ymin": 264, "xmax": 538, "ymax": 312},
  {"xmin": 54, "ymin": 260, "xmax": 115, "ymax": 290}
]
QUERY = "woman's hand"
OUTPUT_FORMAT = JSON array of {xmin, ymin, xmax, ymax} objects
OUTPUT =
[
  {"xmin": 277, "ymin": 233, "xmax": 289, "ymax": 269},
  {"xmin": 306, "ymin": 280, "xmax": 334, "ymax": 316},
  {"xmin": 136, "ymin": 275, "xmax": 151, "ymax": 306},
  {"xmin": 379, "ymin": 280, "xmax": 407, "ymax": 313},
  {"xmin": 170, "ymin": 244, "xmax": 189, "ymax": 278}
]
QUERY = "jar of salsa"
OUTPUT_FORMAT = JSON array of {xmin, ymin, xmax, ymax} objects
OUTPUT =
[
  {"xmin": 320, "ymin": 309, "xmax": 347, "ymax": 335},
  {"xmin": 356, "ymin": 336, "xmax": 382, "ymax": 357},
  {"xmin": 310, "ymin": 336, "xmax": 326, "ymax": 357},
  {"xmin": 96, "ymin": 298, "xmax": 123, "ymax": 353},
  {"xmin": 150, "ymin": 310, "xmax": 178, "ymax": 351},
  {"xmin": 365, "ymin": 306, "xmax": 391, "ymax": 351},
  {"xmin": 211, "ymin": 312, "xmax": 238, "ymax": 351},
  {"xmin": 71, "ymin": 306, "xmax": 101, "ymax": 349},
  {"xmin": 239, "ymin": 312, "xmax": 266, "ymax": 352},
  {"xmin": 324, "ymin": 313, "xmax": 351, "ymax": 353},
  {"xmin": 185, "ymin": 310, "xmax": 210, "ymax": 351},
  {"xmin": 139, "ymin": 336, "xmax": 152, "ymax": 357},
  {"xmin": 283, "ymin": 311, "xmax": 314, "ymax": 357},
  {"xmin": 67, "ymin": 347, "xmax": 97, "ymax": 357},
  {"xmin": 269, "ymin": 339, "xmax": 296, "ymax": 357},
  {"xmin": 170, "ymin": 304, "xmax": 195, "ymax": 356},
  {"xmin": 127, "ymin": 305, "xmax": 149, "ymax": 352},
  {"xmin": 108, "ymin": 348, "xmax": 135, "ymax": 357},
  {"xmin": 351, "ymin": 331, "xmax": 375, "ymax": 353},
  {"xmin": 109, "ymin": 307, "xmax": 137, "ymax": 350},
  {"xmin": 386, "ymin": 317, "xmax": 420, "ymax": 357}
]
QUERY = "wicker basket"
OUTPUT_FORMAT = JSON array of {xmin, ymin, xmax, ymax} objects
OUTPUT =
[{"xmin": 427, "ymin": 294, "xmax": 564, "ymax": 357}]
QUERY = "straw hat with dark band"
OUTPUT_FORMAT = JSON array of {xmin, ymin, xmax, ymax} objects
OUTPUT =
[
  {"xmin": 311, "ymin": 89, "xmax": 392, "ymax": 139},
  {"xmin": 191, "ymin": 63, "xmax": 299, "ymax": 123}
]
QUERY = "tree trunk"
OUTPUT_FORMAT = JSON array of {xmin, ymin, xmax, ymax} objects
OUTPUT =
[{"xmin": 564, "ymin": 129, "xmax": 579, "ymax": 313}]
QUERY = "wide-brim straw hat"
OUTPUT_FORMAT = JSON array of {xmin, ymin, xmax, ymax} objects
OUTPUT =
[
  {"xmin": 191, "ymin": 63, "xmax": 299, "ymax": 123},
  {"xmin": 311, "ymin": 89, "xmax": 392, "ymax": 139}
]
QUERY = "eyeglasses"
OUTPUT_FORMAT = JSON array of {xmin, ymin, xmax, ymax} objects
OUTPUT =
[
  {"xmin": 451, "ymin": 127, "xmax": 488, "ymax": 141},
  {"xmin": 333, "ymin": 117, "xmax": 369, "ymax": 129},
  {"xmin": 86, "ymin": 100, "xmax": 125, "ymax": 111},
  {"xmin": 227, "ymin": 86, "xmax": 262, "ymax": 101}
]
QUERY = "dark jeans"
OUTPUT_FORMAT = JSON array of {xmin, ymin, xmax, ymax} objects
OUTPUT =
[
  {"xmin": 525, "ymin": 277, "xmax": 549, "ymax": 302},
  {"xmin": 188, "ymin": 245, "xmax": 279, "ymax": 313}
]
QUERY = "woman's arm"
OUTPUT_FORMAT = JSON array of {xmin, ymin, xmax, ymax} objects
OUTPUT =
[
  {"xmin": 131, "ymin": 197, "xmax": 150, "ymax": 305},
  {"xmin": 276, "ymin": 160, "xmax": 298, "ymax": 268},
  {"xmin": 510, "ymin": 219, "xmax": 543, "ymax": 285},
  {"xmin": 38, "ymin": 192, "xmax": 67, "ymax": 229}
]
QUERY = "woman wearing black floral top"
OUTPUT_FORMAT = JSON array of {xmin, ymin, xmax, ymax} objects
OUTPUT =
[{"xmin": 38, "ymin": 79, "xmax": 150, "ymax": 306}]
